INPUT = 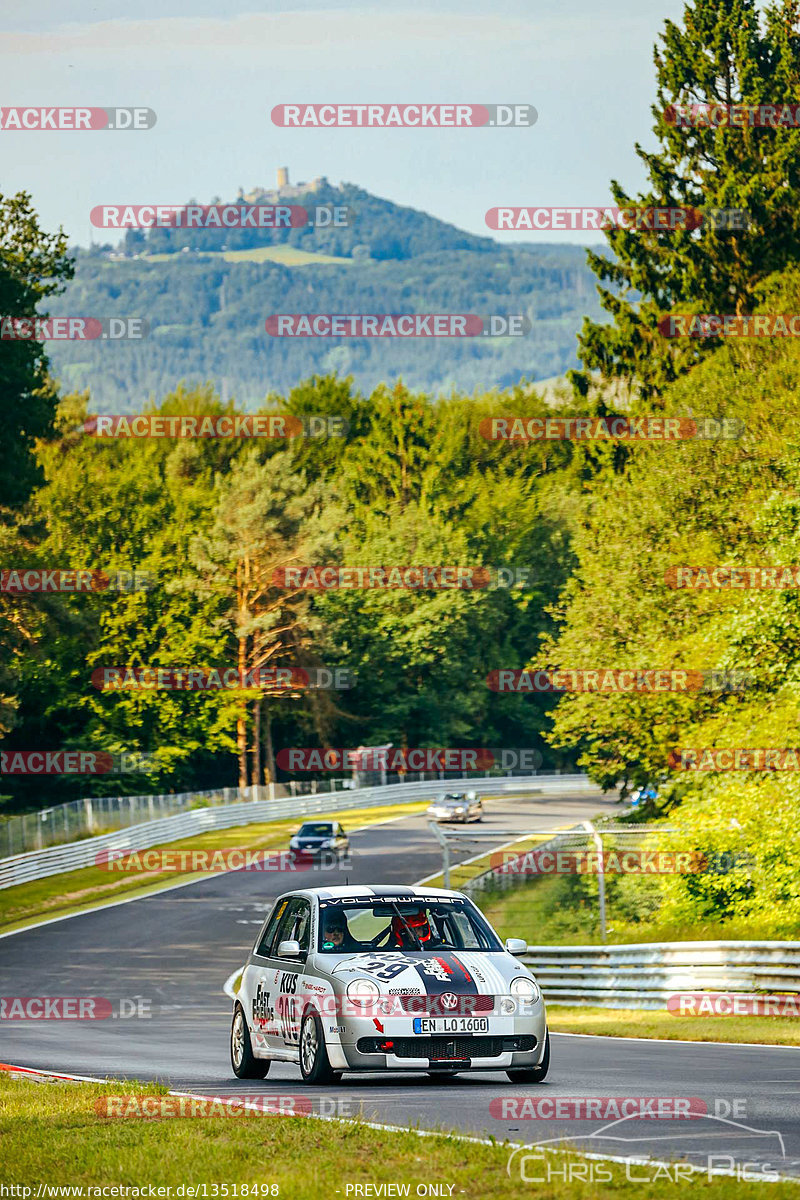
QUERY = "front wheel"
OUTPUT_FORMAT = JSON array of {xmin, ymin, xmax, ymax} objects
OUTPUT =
[
  {"xmin": 506, "ymin": 1028, "xmax": 549, "ymax": 1083},
  {"xmin": 299, "ymin": 1009, "xmax": 342, "ymax": 1085},
  {"xmin": 231, "ymin": 1004, "xmax": 270, "ymax": 1079}
]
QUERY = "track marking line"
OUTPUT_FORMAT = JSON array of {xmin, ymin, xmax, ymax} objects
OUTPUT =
[{"xmin": 552, "ymin": 1031, "xmax": 800, "ymax": 1051}]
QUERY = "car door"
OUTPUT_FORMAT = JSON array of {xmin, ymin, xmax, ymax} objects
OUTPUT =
[
  {"xmin": 246, "ymin": 895, "xmax": 293, "ymax": 1052},
  {"xmin": 259, "ymin": 896, "xmax": 312, "ymax": 1053}
]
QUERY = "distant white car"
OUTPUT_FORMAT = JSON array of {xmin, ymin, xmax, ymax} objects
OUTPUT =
[
  {"xmin": 426, "ymin": 792, "xmax": 483, "ymax": 823},
  {"xmin": 231, "ymin": 884, "xmax": 548, "ymax": 1085}
]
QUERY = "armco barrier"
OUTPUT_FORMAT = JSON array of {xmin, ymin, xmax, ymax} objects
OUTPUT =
[
  {"xmin": 0, "ymin": 773, "xmax": 598, "ymax": 891},
  {"xmin": 523, "ymin": 941, "xmax": 800, "ymax": 1008}
]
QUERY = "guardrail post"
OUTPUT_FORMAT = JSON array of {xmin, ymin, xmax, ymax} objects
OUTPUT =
[
  {"xmin": 583, "ymin": 820, "xmax": 607, "ymax": 943},
  {"xmin": 428, "ymin": 820, "xmax": 451, "ymax": 888}
]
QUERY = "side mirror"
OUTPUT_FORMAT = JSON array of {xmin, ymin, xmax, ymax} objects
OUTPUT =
[
  {"xmin": 277, "ymin": 939, "xmax": 302, "ymax": 959},
  {"xmin": 505, "ymin": 937, "xmax": 528, "ymax": 956}
]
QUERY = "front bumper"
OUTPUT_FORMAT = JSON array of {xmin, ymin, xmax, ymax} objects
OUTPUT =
[{"xmin": 324, "ymin": 1004, "xmax": 546, "ymax": 1072}]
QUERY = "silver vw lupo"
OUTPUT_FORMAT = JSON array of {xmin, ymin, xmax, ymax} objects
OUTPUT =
[{"xmin": 230, "ymin": 884, "xmax": 549, "ymax": 1084}]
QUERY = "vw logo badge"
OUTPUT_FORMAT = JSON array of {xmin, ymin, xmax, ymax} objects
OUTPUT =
[{"xmin": 440, "ymin": 992, "xmax": 458, "ymax": 1010}]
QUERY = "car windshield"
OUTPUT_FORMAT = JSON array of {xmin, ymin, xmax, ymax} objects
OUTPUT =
[
  {"xmin": 437, "ymin": 796, "xmax": 464, "ymax": 805},
  {"xmin": 317, "ymin": 897, "xmax": 503, "ymax": 953},
  {"xmin": 298, "ymin": 823, "xmax": 333, "ymax": 836}
]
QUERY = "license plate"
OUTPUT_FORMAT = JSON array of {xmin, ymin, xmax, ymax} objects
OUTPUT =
[{"xmin": 413, "ymin": 1016, "xmax": 489, "ymax": 1034}]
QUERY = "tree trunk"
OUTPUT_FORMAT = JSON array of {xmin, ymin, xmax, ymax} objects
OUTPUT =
[
  {"xmin": 237, "ymin": 630, "xmax": 248, "ymax": 793},
  {"xmin": 251, "ymin": 696, "xmax": 261, "ymax": 790},
  {"xmin": 262, "ymin": 697, "xmax": 276, "ymax": 785}
]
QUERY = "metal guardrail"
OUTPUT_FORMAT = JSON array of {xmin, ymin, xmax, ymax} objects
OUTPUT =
[
  {"xmin": 0, "ymin": 773, "xmax": 594, "ymax": 891},
  {"xmin": 522, "ymin": 942, "xmax": 800, "ymax": 1008},
  {"xmin": 0, "ymin": 766, "xmax": 558, "ymax": 856},
  {"xmin": 0, "ymin": 777, "xmax": 367, "ymax": 857}
]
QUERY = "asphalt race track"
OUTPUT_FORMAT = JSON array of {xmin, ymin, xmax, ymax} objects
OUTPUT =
[{"xmin": 2, "ymin": 787, "xmax": 799, "ymax": 1180}]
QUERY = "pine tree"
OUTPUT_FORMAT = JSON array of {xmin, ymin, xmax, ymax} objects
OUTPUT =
[
  {"xmin": 0, "ymin": 192, "xmax": 73, "ymax": 506},
  {"xmin": 572, "ymin": 0, "xmax": 800, "ymax": 400}
]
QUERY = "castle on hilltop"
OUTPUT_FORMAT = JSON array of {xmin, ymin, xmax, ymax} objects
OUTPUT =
[{"xmin": 238, "ymin": 169, "xmax": 329, "ymax": 204}]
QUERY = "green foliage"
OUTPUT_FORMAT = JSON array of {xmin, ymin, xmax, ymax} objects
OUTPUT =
[
  {"xmin": 0, "ymin": 191, "xmax": 73, "ymax": 505},
  {"xmin": 1, "ymin": 374, "xmax": 581, "ymax": 810},
  {"xmin": 542, "ymin": 268, "xmax": 800, "ymax": 929},
  {"xmin": 575, "ymin": 0, "xmax": 800, "ymax": 398}
]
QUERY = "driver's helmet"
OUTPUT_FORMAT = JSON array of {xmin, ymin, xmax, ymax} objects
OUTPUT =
[{"xmin": 391, "ymin": 906, "xmax": 432, "ymax": 945}]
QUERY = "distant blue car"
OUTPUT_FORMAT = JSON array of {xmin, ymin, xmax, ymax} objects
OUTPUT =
[{"xmin": 630, "ymin": 786, "xmax": 658, "ymax": 807}]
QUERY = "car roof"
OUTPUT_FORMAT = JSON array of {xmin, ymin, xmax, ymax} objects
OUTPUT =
[{"xmin": 273, "ymin": 884, "xmax": 467, "ymax": 902}]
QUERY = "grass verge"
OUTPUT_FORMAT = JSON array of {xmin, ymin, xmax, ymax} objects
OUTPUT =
[
  {"xmin": 0, "ymin": 801, "xmax": 427, "ymax": 935},
  {"xmin": 1, "ymin": 1074, "xmax": 795, "ymax": 1196},
  {"xmin": 547, "ymin": 1005, "xmax": 800, "ymax": 1047}
]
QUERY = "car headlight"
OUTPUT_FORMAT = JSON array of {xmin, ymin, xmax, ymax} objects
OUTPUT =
[
  {"xmin": 510, "ymin": 976, "xmax": 540, "ymax": 1003},
  {"xmin": 323, "ymin": 838, "xmax": 336, "ymax": 848},
  {"xmin": 289, "ymin": 837, "xmax": 299, "ymax": 848},
  {"xmin": 500, "ymin": 996, "xmax": 517, "ymax": 1015},
  {"xmin": 346, "ymin": 978, "xmax": 381, "ymax": 1010}
]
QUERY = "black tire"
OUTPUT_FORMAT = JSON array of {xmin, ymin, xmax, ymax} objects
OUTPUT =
[
  {"xmin": 299, "ymin": 1009, "xmax": 342, "ymax": 1085},
  {"xmin": 230, "ymin": 1003, "xmax": 270, "ymax": 1079},
  {"xmin": 506, "ymin": 1028, "xmax": 550, "ymax": 1083}
]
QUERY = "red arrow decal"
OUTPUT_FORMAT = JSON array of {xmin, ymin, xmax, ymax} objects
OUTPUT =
[{"xmin": 373, "ymin": 1018, "xmax": 384, "ymax": 1033}]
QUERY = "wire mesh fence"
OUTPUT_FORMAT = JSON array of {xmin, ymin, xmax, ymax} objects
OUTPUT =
[{"xmin": 0, "ymin": 766, "xmax": 545, "ymax": 858}]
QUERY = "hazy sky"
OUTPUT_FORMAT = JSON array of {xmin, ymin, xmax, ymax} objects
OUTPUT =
[{"xmin": 0, "ymin": 0, "xmax": 687, "ymax": 247}]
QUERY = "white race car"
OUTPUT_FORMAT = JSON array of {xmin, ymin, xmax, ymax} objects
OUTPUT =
[{"xmin": 231, "ymin": 885, "xmax": 549, "ymax": 1085}]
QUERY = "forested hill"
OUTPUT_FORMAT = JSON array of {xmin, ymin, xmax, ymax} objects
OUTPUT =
[{"xmin": 47, "ymin": 182, "xmax": 604, "ymax": 409}]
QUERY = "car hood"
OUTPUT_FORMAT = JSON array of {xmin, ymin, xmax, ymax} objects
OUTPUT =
[{"xmin": 320, "ymin": 950, "xmax": 527, "ymax": 995}]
